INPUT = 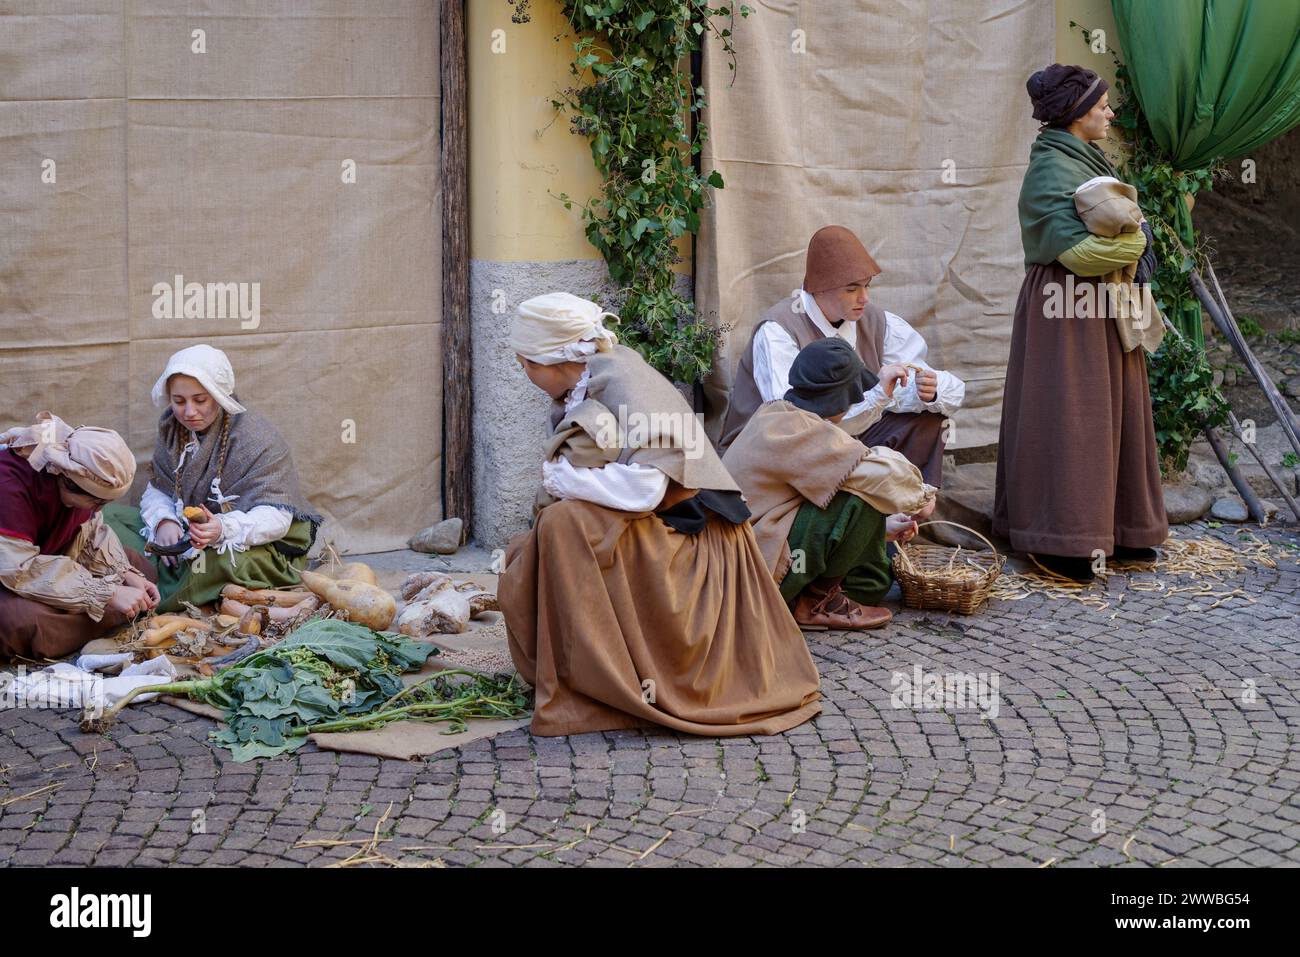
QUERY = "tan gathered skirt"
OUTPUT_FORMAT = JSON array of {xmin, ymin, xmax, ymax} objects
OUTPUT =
[{"xmin": 498, "ymin": 499, "xmax": 822, "ymax": 737}]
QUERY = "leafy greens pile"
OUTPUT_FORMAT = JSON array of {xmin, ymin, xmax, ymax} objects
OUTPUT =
[{"xmin": 85, "ymin": 619, "xmax": 533, "ymax": 761}]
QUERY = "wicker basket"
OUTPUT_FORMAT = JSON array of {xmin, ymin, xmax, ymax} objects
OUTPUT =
[{"xmin": 892, "ymin": 520, "xmax": 1004, "ymax": 615}]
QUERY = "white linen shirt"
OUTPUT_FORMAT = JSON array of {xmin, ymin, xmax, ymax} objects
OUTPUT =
[
  {"xmin": 751, "ymin": 291, "xmax": 965, "ymax": 434},
  {"xmin": 540, "ymin": 367, "xmax": 670, "ymax": 511},
  {"xmin": 140, "ymin": 481, "xmax": 294, "ymax": 549}
]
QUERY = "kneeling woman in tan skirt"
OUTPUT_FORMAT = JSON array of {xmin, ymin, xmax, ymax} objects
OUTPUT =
[{"xmin": 498, "ymin": 292, "xmax": 822, "ymax": 737}]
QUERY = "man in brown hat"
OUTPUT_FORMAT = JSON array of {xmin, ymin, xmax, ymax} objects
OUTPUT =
[{"xmin": 719, "ymin": 225, "xmax": 964, "ymax": 491}]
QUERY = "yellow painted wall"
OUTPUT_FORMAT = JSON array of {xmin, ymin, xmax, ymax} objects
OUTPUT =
[
  {"xmin": 468, "ymin": 2, "xmax": 601, "ymax": 262},
  {"xmin": 1056, "ymin": 0, "xmax": 1120, "ymax": 76},
  {"xmin": 1057, "ymin": 0, "xmax": 1125, "ymax": 164},
  {"xmin": 468, "ymin": 4, "xmax": 692, "ymax": 270},
  {"xmin": 469, "ymin": 2, "xmax": 1123, "ymax": 265}
]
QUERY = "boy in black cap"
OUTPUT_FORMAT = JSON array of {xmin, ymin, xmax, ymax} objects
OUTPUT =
[{"xmin": 723, "ymin": 339, "xmax": 935, "ymax": 631}]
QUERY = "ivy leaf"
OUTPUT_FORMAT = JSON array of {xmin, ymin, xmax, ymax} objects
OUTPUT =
[
  {"xmin": 634, "ymin": 10, "xmax": 655, "ymax": 30},
  {"xmin": 707, "ymin": 170, "xmax": 724, "ymax": 189}
]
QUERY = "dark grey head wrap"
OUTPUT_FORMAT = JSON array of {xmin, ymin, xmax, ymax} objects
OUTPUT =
[
  {"xmin": 1027, "ymin": 63, "xmax": 1109, "ymax": 128},
  {"xmin": 784, "ymin": 338, "xmax": 878, "ymax": 419}
]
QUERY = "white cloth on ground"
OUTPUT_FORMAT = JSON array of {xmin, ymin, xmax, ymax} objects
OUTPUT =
[{"xmin": 0, "ymin": 654, "xmax": 177, "ymax": 712}]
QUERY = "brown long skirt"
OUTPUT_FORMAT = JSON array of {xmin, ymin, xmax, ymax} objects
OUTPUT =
[
  {"xmin": 498, "ymin": 500, "xmax": 822, "ymax": 737},
  {"xmin": 993, "ymin": 262, "xmax": 1168, "ymax": 557},
  {"xmin": 0, "ymin": 549, "xmax": 157, "ymax": 661}
]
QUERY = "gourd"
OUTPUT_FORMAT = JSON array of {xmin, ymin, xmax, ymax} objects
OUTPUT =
[
  {"xmin": 220, "ymin": 585, "xmax": 314, "ymax": 608},
  {"xmin": 323, "ymin": 562, "xmax": 379, "ymax": 587},
  {"xmin": 297, "ymin": 569, "xmax": 396, "ymax": 631}
]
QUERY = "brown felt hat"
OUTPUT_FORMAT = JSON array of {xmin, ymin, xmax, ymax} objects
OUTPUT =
[{"xmin": 802, "ymin": 225, "xmax": 882, "ymax": 294}]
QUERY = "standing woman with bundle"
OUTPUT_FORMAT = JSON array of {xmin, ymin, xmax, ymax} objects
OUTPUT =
[{"xmin": 994, "ymin": 64, "xmax": 1167, "ymax": 582}]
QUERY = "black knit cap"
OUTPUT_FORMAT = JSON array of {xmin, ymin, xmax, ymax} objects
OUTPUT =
[
  {"xmin": 784, "ymin": 338, "xmax": 879, "ymax": 419},
  {"xmin": 1027, "ymin": 63, "xmax": 1109, "ymax": 127}
]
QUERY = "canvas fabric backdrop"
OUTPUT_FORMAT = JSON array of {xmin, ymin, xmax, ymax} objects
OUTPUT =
[
  {"xmin": 698, "ymin": 0, "xmax": 1056, "ymax": 449},
  {"xmin": 0, "ymin": 0, "xmax": 442, "ymax": 553}
]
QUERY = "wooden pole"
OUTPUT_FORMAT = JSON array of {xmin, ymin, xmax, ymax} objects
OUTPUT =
[
  {"xmin": 1189, "ymin": 270, "xmax": 1300, "ymax": 461},
  {"xmin": 441, "ymin": 0, "xmax": 470, "ymax": 542},
  {"xmin": 1204, "ymin": 427, "xmax": 1269, "ymax": 524},
  {"xmin": 1227, "ymin": 411, "xmax": 1299, "ymax": 521},
  {"xmin": 1206, "ymin": 259, "xmax": 1300, "ymax": 452},
  {"xmin": 1159, "ymin": 316, "xmax": 1292, "ymax": 522}
]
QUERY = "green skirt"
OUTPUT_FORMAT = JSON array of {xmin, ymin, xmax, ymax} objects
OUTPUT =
[
  {"xmin": 102, "ymin": 504, "xmax": 311, "ymax": 612},
  {"xmin": 778, "ymin": 491, "xmax": 893, "ymax": 606}
]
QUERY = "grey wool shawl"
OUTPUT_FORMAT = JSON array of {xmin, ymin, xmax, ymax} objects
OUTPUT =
[{"xmin": 151, "ymin": 403, "xmax": 321, "ymax": 527}]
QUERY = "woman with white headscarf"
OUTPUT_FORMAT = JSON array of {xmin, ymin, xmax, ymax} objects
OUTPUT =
[
  {"xmin": 102, "ymin": 344, "xmax": 321, "ymax": 611},
  {"xmin": 497, "ymin": 292, "xmax": 822, "ymax": 737},
  {"xmin": 0, "ymin": 412, "xmax": 159, "ymax": 659}
]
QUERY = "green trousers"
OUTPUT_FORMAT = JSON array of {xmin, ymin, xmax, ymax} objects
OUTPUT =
[
  {"xmin": 778, "ymin": 491, "xmax": 893, "ymax": 606},
  {"xmin": 102, "ymin": 504, "xmax": 310, "ymax": 612}
]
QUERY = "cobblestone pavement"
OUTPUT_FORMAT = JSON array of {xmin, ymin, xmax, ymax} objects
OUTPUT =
[{"xmin": 3, "ymin": 525, "xmax": 1298, "ymax": 868}]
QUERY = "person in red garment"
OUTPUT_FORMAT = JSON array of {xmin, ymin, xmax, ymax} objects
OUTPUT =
[{"xmin": 0, "ymin": 412, "xmax": 158, "ymax": 660}]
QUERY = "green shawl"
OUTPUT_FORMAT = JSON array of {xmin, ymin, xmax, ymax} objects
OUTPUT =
[{"xmin": 1018, "ymin": 128, "xmax": 1120, "ymax": 267}]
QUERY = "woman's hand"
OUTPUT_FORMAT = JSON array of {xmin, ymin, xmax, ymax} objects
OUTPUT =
[
  {"xmin": 878, "ymin": 363, "xmax": 911, "ymax": 399},
  {"xmin": 154, "ymin": 518, "xmax": 185, "ymax": 567},
  {"xmin": 155, "ymin": 519, "xmax": 184, "ymax": 547},
  {"xmin": 187, "ymin": 506, "xmax": 224, "ymax": 550},
  {"xmin": 885, "ymin": 513, "xmax": 919, "ymax": 544},
  {"xmin": 123, "ymin": 570, "xmax": 160, "ymax": 608},
  {"xmin": 106, "ymin": 584, "xmax": 152, "ymax": 619}
]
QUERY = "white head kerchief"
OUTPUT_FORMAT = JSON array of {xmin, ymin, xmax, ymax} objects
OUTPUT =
[
  {"xmin": 510, "ymin": 292, "xmax": 620, "ymax": 365},
  {"xmin": 151, "ymin": 344, "xmax": 247, "ymax": 415}
]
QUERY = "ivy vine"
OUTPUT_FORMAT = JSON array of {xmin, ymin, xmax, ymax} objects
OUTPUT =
[
  {"xmin": 517, "ymin": 1, "xmax": 750, "ymax": 385},
  {"xmin": 1073, "ymin": 23, "xmax": 1230, "ymax": 474}
]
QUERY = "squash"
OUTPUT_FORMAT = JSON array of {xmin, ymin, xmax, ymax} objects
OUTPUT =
[
  {"xmin": 237, "ymin": 603, "xmax": 265, "ymax": 637},
  {"xmin": 220, "ymin": 584, "xmax": 313, "ymax": 608},
  {"xmin": 220, "ymin": 595, "xmax": 319, "ymax": 624},
  {"xmin": 298, "ymin": 569, "xmax": 396, "ymax": 631},
  {"xmin": 144, "ymin": 613, "xmax": 206, "ymax": 628},
  {"xmin": 322, "ymin": 561, "xmax": 379, "ymax": 587},
  {"xmin": 140, "ymin": 618, "xmax": 212, "ymax": 646}
]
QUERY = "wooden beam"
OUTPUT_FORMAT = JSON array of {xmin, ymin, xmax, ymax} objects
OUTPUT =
[
  {"xmin": 1227, "ymin": 411, "xmax": 1300, "ymax": 521},
  {"xmin": 440, "ymin": 0, "xmax": 470, "ymax": 542},
  {"xmin": 1190, "ymin": 270, "xmax": 1300, "ymax": 462},
  {"xmin": 1204, "ymin": 426, "xmax": 1269, "ymax": 524}
]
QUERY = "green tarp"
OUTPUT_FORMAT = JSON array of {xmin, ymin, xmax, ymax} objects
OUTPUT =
[
  {"xmin": 1112, "ymin": 0, "xmax": 1300, "ymax": 169},
  {"xmin": 1112, "ymin": 0, "xmax": 1300, "ymax": 347}
]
